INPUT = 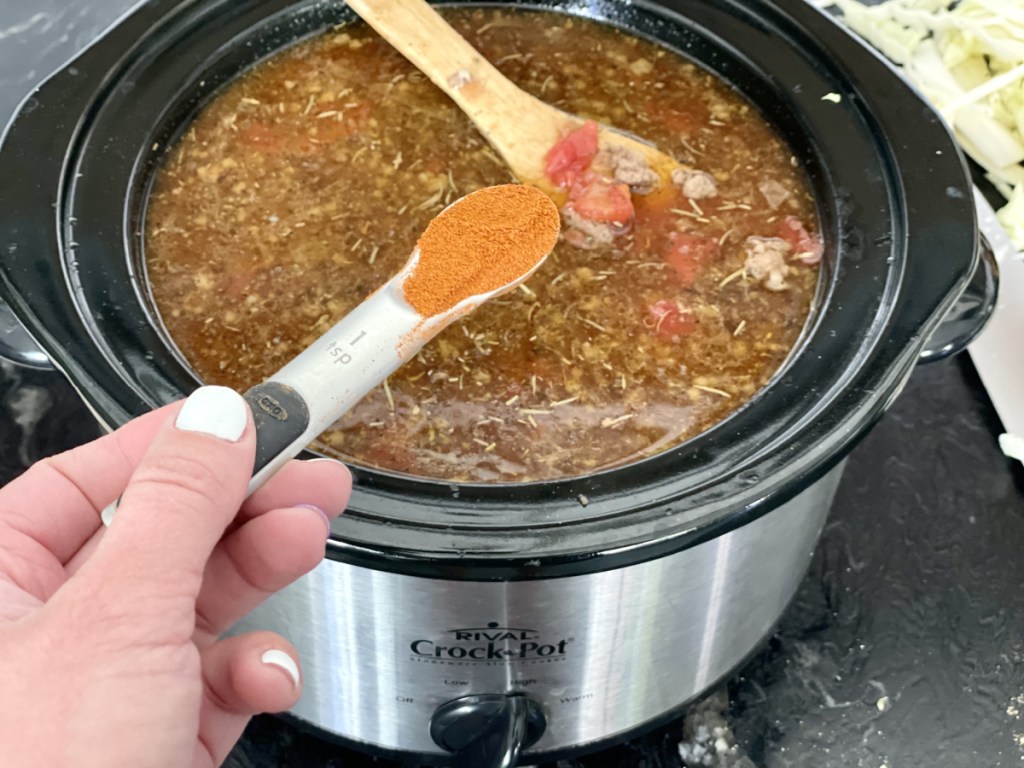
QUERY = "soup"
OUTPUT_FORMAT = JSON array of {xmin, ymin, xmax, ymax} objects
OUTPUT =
[{"xmin": 145, "ymin": 7, "xmax": 821, "ymax": 483}]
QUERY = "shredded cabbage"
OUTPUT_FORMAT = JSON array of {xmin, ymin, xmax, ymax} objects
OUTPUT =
[{"xmin": 825, "ymin": 0, "xmax": 1024, "ymax": 248}]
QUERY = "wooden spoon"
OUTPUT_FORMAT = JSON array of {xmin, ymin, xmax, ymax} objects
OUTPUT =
[{"xmin": 344, "ymin": 0, "xmax": 681, "ymax": 194}]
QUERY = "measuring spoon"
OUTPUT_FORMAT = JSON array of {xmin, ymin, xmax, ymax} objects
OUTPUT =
[{"xmin": 241, "ymin": 184, "xmax": 559, "ymax": 495}]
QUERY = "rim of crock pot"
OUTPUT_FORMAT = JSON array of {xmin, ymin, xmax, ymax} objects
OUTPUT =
[{"xmin": 0, "ymin": 0, "xmax": 976, "ymax": 580}]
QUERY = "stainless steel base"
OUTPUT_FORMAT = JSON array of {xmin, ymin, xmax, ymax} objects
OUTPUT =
[{"xmin": 234, "ymin": 467, "xmax": 841, "ymax": 757}]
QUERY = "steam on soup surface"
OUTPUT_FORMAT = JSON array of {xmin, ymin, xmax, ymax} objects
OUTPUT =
[{"xmin": 145, "ymin": 8, "xmax": 821, "ymax": 483}]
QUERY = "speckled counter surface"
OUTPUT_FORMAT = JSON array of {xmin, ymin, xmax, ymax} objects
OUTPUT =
[{"xmin": 2, "ymin": 3, "xmax": 1024, "ymax": 767}]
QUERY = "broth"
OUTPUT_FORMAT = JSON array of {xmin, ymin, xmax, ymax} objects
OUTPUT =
[{"xmin": 145, "ymin": 8, "xmax": 821, "ymax": 482}]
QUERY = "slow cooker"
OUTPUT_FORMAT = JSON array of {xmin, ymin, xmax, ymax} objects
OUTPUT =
[{"xmin": 0, "ymin": 0, "xmax": 999, "ymax": 765}]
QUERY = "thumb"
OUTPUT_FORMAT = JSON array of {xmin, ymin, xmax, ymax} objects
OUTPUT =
[{"xmin": 84, "ymin": 386, "xmax": 255, "ymax": 603}]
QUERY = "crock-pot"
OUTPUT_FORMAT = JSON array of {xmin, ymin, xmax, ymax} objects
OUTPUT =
[{"xmin": 0, "ymin": 0, "xmax": 999, "ymax": 765}]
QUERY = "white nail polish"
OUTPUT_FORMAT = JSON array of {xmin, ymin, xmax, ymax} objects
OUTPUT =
[
  {"xmin": 261, "ymin": 649, "xmax": 301, "ymax": 689},
  {"xmin": 175, "ymin": 386, "xmax": 248, "ymax": 442},
  {"xmin": 101, "ymin": 497, "xmax": 120, "ymax": 527}
]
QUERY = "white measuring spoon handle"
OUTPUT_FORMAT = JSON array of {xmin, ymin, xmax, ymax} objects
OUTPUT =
[{"xmin": 243, "ymin": 277, "xmax": 421, "ymax": 494}]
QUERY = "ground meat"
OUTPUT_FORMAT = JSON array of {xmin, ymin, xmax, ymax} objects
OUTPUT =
[
  {"xmin": 562, "ymin": 205, "xmax": 617, "ymax": 249},
  {"xmin": 779, "ymin": 215, "xmax": 825, "ymax": 265},
  {"xmin": 595, "ymin": 145, "xmax": 659, "ymax": 194},
  {"xmin": 743, "ymin": 236, "xmax": 791, "ymax": 291},
  {"xmin": 672, "ymin": 168, "xmax": 718, "ymax": 199}
]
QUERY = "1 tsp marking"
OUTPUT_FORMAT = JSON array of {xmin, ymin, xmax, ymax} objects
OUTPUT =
[{"xmin": 329, "ymin": 330, "xmax": 368, "ymax": 365}]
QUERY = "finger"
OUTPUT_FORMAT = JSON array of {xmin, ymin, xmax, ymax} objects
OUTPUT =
[
  {"xmin": 0, "ymin": 581, "xmax": 42, "ymax": 622},
  {"xmin": 194, "ymin": 504, "xmax": 333, "ymax": 637},
  {"xmin": 0, "ymin": 406, "xmax": 173, "ymax": 565},
  {"xmin": 64, "ymin": 528, "xmax": 103, "ymax": 577},
  {"xmin": 66, "ymin": 458, "xmax": 350, "ymax": 579},
  {"xmin": 195, "ymin": 632, "xmax": 302, "ymax": 767},
  {"xmin": 239, "ymin": 457, "xmax": 352, "ymax": 523},
  {"xmin": 81, "ymin": 386, "xmax": 254, "ymax": 601}
]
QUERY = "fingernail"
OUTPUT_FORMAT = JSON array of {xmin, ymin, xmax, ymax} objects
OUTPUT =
[
  {"xmin": 305, "ymin": 457, "xmax": 353, "ymax": 484},
  {"xmin": 297, "ymin": 504, "xmax": 333, "ymax": 537},
  {"xmin": 101, "ymin": 495, "xmax": 121, "ymax": 527},
  {"xmin": 306, "ymin": 457, "xmax": 349, "ymax": 468},
  {"xmin": 175, "ymin": 386, "xmax": 248, "ymax": 442},
  {"xmin": 261, "ymin": 649, "xmax": 300, "ymax": 689}
]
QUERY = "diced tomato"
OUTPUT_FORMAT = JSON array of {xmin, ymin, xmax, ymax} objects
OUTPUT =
[
  {"xmin": 664, "ymin": 231, "xmax": 720, "ymax": 286},
  {"xmin": 647, "ymin": 300, "xmax": 696, "ymax": 340},
  {"xmin": 568, "ymin": 173, "xmax": 635, "ymax": 224},
  {"xmin": 778, "ymin": 216, "xmax": 824, "ymax": 265},
  {"xmin": 544, "ymin": 120, "xmax": 600, "ymax": 187}
]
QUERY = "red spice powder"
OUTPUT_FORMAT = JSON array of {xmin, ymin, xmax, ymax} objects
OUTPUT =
[{"xmin": 402, "ymin": 184, "xmax": 560, "ymax": 317}]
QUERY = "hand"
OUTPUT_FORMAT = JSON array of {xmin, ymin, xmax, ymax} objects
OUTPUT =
[{"xmin": 0, "ymin": 386, "xmax": 352, "ymax": 768}]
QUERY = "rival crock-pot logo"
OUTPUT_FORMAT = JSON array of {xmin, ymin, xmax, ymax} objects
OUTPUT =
[{"xmin": 410, "ymin": 621, "xmax": 573, "ymax": 664}]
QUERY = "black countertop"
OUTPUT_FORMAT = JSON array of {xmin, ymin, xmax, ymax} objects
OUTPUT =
[{"xmin": 2, "ymin": 3, "xmax": 1023, "ymax": 767}]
